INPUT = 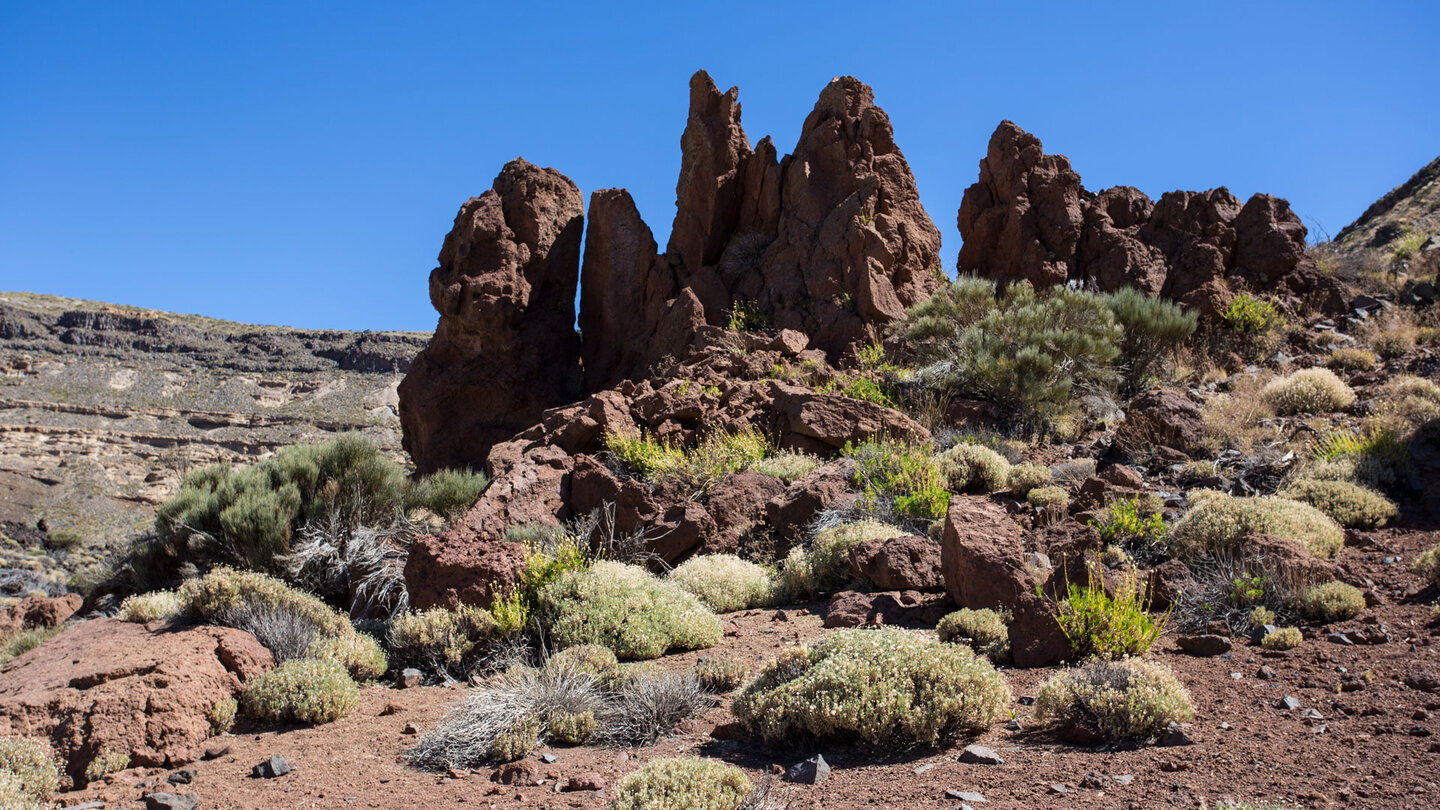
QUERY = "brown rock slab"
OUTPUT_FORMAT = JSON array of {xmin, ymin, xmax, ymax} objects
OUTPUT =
[{"xmin": 848, "ymin": 534, "xmax": 943, "ymax": 591}]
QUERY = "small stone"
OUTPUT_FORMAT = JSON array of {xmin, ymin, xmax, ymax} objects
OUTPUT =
[
  {"xmin": 784, "ymin": 754, "xmax": 830, "ymax": 785},
  {"xmin": 1177, "ymin": 634, "xmax": 1232, "ymax": 657},
  {"xmin": 1219, "ymin": 722, "xmax": 1231, "ymax": 730},
  {"xmin": 540, "ymin": 753, "xmax": 559, "ymax": 764},
  {"xmin": 1004, "ymin": 719, "xmax": 1023, "ymax": 731},
  {"xmin": 1113, "ymin": 774, "xmax": 1134, "ymax": 786},
  {"xmin": 397, "ymin": 667, "xmax": 423, "ymax": 688},
  {"xmin": 379, "ymin": 702, "xmax": 407, "ymax": 716},
  {"xmin": 1017, "ymin": 696, "xmax": 1036, "ymax": 706},
  {"xmin": 1158, "ymin": 722, "xmax": 1194, "ymax": 747},
  {"xmin": 1276, "ymin": 696, "xmax": 1302, "ymax": 711},
  {"xmin": 946, "ymin": 790, "xmax": 986, "ymax": 802},
  {"xmin": 1079, "ymin": 771, "xmax": 1109, "ymax": 789},
  {"xmin": 1414, "ymin": 709, "xmax": 1433, "ymax": 721},
  {"xmin": 772, "ymin": 610, "xmax": 789, "ymax": 622},
  {"xmin": 1410, "ymin": 726, "xmax": 1434, "ymax": 737},
  {"xmin": 564, "ymin": 772, "xmax": 604, "ymax": 791},
  {"xmin": 1230, "ymin": 672, "xmax": 1243, "ymax": 680},
  {"xmin": 202, "ymin": 742, "xmax": 231, "ymax": 760},
  {"xmin": 1251, "ymin": 624, "xmax": 1279, "ymax": 645},
  {"xmin": 1049, "ymin": 783, "xmax": 1071, "ymax": 794},
  {"xmin": 912, "ymin": 763, "xmax": 936, "ymax": 775},
  {"xmin": 1158, "ymin": 759, "xmax": 1188, "ymax": 772},
  {"xmin": 1301, "ymin": 709, "xmax": 1324, "ymax": 720},
  {"xmin": 402, "ymin": 722, "xmax": 420, "ymax": 735},
  {"xmin": 166, "ymin": 768, "xmax": 196, "ymax": 785},
  {"xmin": 491, "ymin": 761, "xmax": 540, "ymax": 786},
  {"xmin": 1257, "ymin": 665, "xmax": 1278, "ymax": 681},
  {"xmin": 959, "ymin": 745, "xmax": 1004, "ymax": 765},
  {"xmin": 251, "ymin": 755, "xmax": 293, "ymax": 779},
  {"xmin": 1327, "ymin": 633, "xmax": 1354, "ymax": 646},
  {"xmin": 145, "ymin": 793, "xmax": 199, "ymax": 810}
]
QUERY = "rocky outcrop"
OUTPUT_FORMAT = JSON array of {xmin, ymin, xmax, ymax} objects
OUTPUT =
[
  {"xmin": 399, "ymin": 159, "xmax": 585, "ymax": 474},
  {"xmin": 848, "ymin": 534, "xmax": 943, "ymax": 591},
  {"xmin": 403, "ymin": 535, "xmax": 528, "ymax": 611},
  {"xmin": 0, "ymin": 619, "xmax": 272, "ymax": 786},
  {"xmin": 823, "ymin": 590, "xmax": 951, "ymax": 628},
  {"xmin": 1116, "ymin": 388, "xmax": 1209, "ymax": 457},
  {"xmin": 0, "ymin": 594, "xmax": 81, "ymax": 637},
  {"xmin": 957, "ymin": 122, "xmax": 1345, "ymax": 319}
]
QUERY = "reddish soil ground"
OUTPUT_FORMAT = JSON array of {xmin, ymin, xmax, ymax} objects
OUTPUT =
[{"xmin": 64, "ymin": 531, "xmax": 1440, "ymax": 810}]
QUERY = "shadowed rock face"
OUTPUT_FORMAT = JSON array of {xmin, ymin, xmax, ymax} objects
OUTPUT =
[
  {"xmin": 399, "ymin": 158, "xmax": 584, "ymax": 474},
  {"xmin": 957, "ymin": 121, "xmax": 1345, "ymax": 320}
]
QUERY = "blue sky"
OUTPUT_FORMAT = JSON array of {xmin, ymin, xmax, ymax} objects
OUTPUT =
[{"xmin": 2, "ymin": 1, "xmax": 1436, "ymax": 331}]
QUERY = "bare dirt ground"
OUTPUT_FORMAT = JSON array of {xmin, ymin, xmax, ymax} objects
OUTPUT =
[{"xmin": 62, "ymin": 531, "xmax": 1440, "ymax": 810}]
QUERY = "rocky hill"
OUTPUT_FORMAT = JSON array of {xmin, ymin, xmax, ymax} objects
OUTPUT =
[
  {"xmin": 0, "ymin": 291, "xmax": 426, "ymax": 590},
  {"xmin": 1317, "ymin": 155, "xmax": 1440, "ymax": 293}
]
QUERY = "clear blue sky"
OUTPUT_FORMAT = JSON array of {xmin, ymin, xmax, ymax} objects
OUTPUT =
[{"xmin": 2, "ymin": 1, "xmax": 1436, "ymax": 331}]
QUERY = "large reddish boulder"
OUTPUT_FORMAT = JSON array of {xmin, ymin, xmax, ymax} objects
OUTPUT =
[
  {"xmin": 940, "ymin": 495, "xmax": 1032, "ymax": 610},
  {"xmin": 1116, "ymin": 388, "xmax": 1208, "ymax": 457},
  {"xmin": 0, "ymin": 593, "xmax": 81, "ymax": 637},
  {"xmin": 765, "ymin": 460, "xmax": 857, "ymax": 555},
  {"xmin": 848, "ymin": 534, "xmax": 943, "ymax": 591},
  {"xmin": 399, "ymin": 158, "xmax": 585, "ymax": 474},
  {"xmin": 568, "ymin": 455, "xmax": 716, "ymax": 564},
  {"xmin": 0, "ymin": 618, "xmax": 272, "ymax": 785},
  {"xmin": 707, "ymin": 470, "xmax": 787, "ymax": 552},
  {"xmin": 823, "ymin": 590, "xmax": 951, "ymax": 628},
  {"xmin": 404, "ymin": 536, "xmax": 527, "ymax": 611},
  {"xmin": 769, "ymin": 382, "xmax": 929, "ymax": 451}
]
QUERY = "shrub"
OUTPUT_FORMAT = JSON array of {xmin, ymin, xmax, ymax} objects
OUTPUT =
[
  {"xmin": 549, "ymin": 644, "xmax": 619, "ymax": 677},
  {"xmin": 842, "ymin": 438, "xmax": 950, "ymax": 520},
  {"xmin": 1326, "ymin": 347, "xmax": 1376, "ymax": 371},
  {"xmin": 115, "ymin": 590, "xmax": 181, "ymax": 623},
  {"xmin": 606, "ymin": 429, "xmax": 771, "ymax": 494},
  {"xmin": 936, "ymin": 608, "xmax": 1010, "ymax": 664},
  {"xmin": 1300, "ymin": 581, "xmax": 1366, "ymax": 622},
  {"xmin": 1379, "ymin": 375, "xmax": 1440, "ymax": 422},
  {"xmin": 750, "ymin": 451, "xmax": 821, "ymax": 483},
  {"xmin": 1261, "ymin": 626, "xmax": 1303, "ymax": 650},
  {"xmin": 1028, "ymin": 486, "xmax": 1070, "ymax": 509},
  {"xmin": 667, "ymin": 555, "xmax": 773, "ymax": 613},
  {"xmin": 1007, "ymin": 463, "xmax": 1051, "ymax": 496},
  {"xmin": 776, "ymin": 520, "xmax": 906, "ymax": 601},
  {"xmin": 694, "ymin": 659, "xmax": 750, "ymax": 693},
  {"xmin": 1221, "ymin": 294, "xmax": 1285, "ymax": 334},
  {"xmin": 1364, "ymin": 309, "xmax": 1419, "ymax": 359},
  {"xmin": 1050, "ymin": 458, "xmax": 1098, "ymax": 485},
  {"xmin": 311, "ymin": 632, "xmax": 387, "ymax": 681},
  {"xmin": 388, "ymin": 603, "xmax": 500, "ymax": 676},
  {"xmin": 1261, "ymin": 368, "xmax": 1356, "ymax": 415},
  {"xmin": 612, "ymin": 757, "xmax": 753, "ymax": 810},
  {"xmin": 1092, "ymin": 495, "xmax": 1168, "ymax": 563},
  {"xmin": 1105, "ymin": 287, "xmax": 1197, "ymax": 393},
  {"xmin": 404, "ymin": 468, "xmax": 488, "ymax": 522},
  {"xmin": 83, "ymin": 750, "xmax": 131, "ymax": 783},
  {"xmin": 1170, "ymin": 492, "xmax": 1344, "ymax": 559},
  {"xmin": 1055, "ymin": 571, "xmax": 1166, "ymax": 659},
  {"xmin": 1413, "ymin": 545, "xmax": 1440, "ymax": 588},
  {"xmin": 1279, "ymin": 479, "xmax": 1397, "ymax": 529},
  {"xmin": 938, "ymin": 443, "xmax": 1011, "ymax": 493},
  {"xmin": 596, "ymin": 670, "xmax": 709, "ymax": 746},
  {"xmin": 0, "ymin": 626, "xmax": 61, "ymax": 666},
  {"xmin": 0, "ymin": 736, "xmax": 60, "ymax": 801},
  {"xmin": 240, "ymin": 658, "xmax": 358, "ymax": 725},
  {"xmin": 1035, "ymin": 659, "xmax": 1193, "ymax": 742},
  {"xmin": 899, "ymin": 277, "xmax": 1122, "ymax": 424},
  {"xmin": 44, "ymin": 529, "xmax": 82, "ymax": 551},
  {"xmin": 209, "ymin": 696, "xmax": 238, "ymax": 732},
  {"xmin": 732, "ymin": 628, "xmax": 1011, "ymax": 747},
  {"xmin": 1248, "ymin": 606, "xmax": 1276, "ymax": 627},
  {"xmin": 537, "ymin": 561, "xmax": 720, "ymax": 660}
]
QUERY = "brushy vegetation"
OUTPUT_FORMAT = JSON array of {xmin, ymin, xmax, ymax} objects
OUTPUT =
[
  {"xmin": 666, "ymin": 555, "xmax": 774, "ymax": 614},
  {"xmin": 0, "ymin": 626, "xmax": 62, "ymax": 666},
  {"xmin": 209, "ymin": 696, "xmax": 238, "ymax": 732},
  {"xmin": 750, "ymin": 450, "xmax": 821, "ymax": 483},
  {"xmin": 1278, "ymin": 479, "xmax": 1397, "ymax": 529},
  {"xmin": 1413, "ymin": 544, "xmax": 1440, "ymax": 588},
  {"xmin": 1221, "ymin": 294, "xmax": 1285, "ymax": 335},
  {"xmin": 732, "ymin": 628, "xmax": 1011, "ymax": 748},
  {"xmin": 1006, "ymin": 462, "xmax": 1051, "ymax": 496},
  {"xmin": 1261, "ymin": 368, "xmax": 1356, "ymax": 415},
  {"xmin": 1027, "ymin": 485, "xmax": 1070, "ymax": 509},
  {"xmin": 1169, "ymin": 491, "xmax": 1344, "ymax": 560},
  {"xmin": 936, "ymin": 608, "xmax": 1011, "ymax": 664},
  {"xmin": 1055, "ymin": 571, "xmax": 1166, "ymax": 660},
  {"xmin": 611, "ymin": 757, "xmax": 753, "ymax": 810},
  {"xmin": 0, "ymin": 736, "xmax": 60, "ymax": 804},
  {"xmin": 1091, "ymin": 494, "xmax": 1169, "ymax": 564},
  {"xmin": 82, "ymin": 750, "xmax": 130, "ymax": 783},
  {"xmin": 140, "ymin": 435, "xmax": 486, "ymax": 588},
  {"xmin": 842, "ymin": 438, "xmax": 950, "ymax": 520},
  {"xmin": 240, "ymin": 658, "xmax": 359, "ymax": 725},
  {"xmin": 1326, "ymin": 347, "xmax": 1376, "ymax": 371},
  {"xmin": 537, "ymin": 561, "xmax": 720, "ymax": 660},
  {"xmin": 1104, "ymin": 287, "xmax": 1198, "ymax": 394},
  {"xmin": 1260, "ymin": 626, "xmax": 1303, "ymax": 651},
  {"xmin": 776, "ymin": 520, "xmax": 907, "ymax": 601},
  {"xmin": 938, "ymin": 443, "xmax": 1011, "ymax": 493},
  {"xmin": 1300, "ymin": 581, "xmax": 1366, "ymax": 622},
  {"xmin": 694, "ymin": 658, "xmax": 750, "ymax": 693},
  {"xmin": 1034, "ymin": 659, "xmax": 1194, "ymax": 742},
  {"xmin": 605, "ymin": 428, "xmax": 771, "ymax": 494},
  {"xmin": 388, "ymin": 603, "xmax": 501, "ymax": 677},
  {"xmin": 115, "ymin": 590, "xmax": 181, "ymax": 623}
]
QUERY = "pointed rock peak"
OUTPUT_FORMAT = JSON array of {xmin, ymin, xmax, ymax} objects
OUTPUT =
[
  {"xmin": 814, "ymin": 75, "xmax": 875, "ymax": 118},
  {"xmin": 668, "ymin": 70, "xmax": 755, "ymax": 273}
]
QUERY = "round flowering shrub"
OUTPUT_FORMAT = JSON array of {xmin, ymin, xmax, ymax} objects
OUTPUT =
[
  {"xmin": 611, "ymin": 757, "xmax": 752, "ymax": 810},
  {"xmin": 667, "ymin": 554, "xmax": 774, "ymax": 613},
  {"xmin": 1262, "ymin": 368, "xmax": 1355, "ymax": 415},
  {"xmin": 1170, "ymin": 491, "xmax": 1344, "ymax": 559},
  {"xmin": 1034, "ymin": 659, "xmax": 1194, "ymax": 742}
]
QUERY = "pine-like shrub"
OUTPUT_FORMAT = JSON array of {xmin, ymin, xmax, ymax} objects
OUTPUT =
[
  {"xmin": 404, "ymin": 468, "xmax": 488, "ymax": 522},
  {"xmin": 1279, "ymin": 479, "xmax": 1397, "ymax": 529},
  {"xmin": 1034, "ymin": 659, "xmax": 1194, "ymax": 742},
  {"xmin": 537, "ymin": 562, "xmax": 720, "ymax": 660},
  {"xmin": 1056, "ymin": 571, "xmax": 1166, "ymax": 659},
  {"xmin": 1262, "ymin": 368, "xmax": 1356, "ymax": 415},
  {"xmin": 842, "ymin": 438, "xmax": 950, "ymax": 520},
  {"xmin": 611, "ymin": 757, "xmax": 752, "ymax": 810},
  {"xmin": 1105, "ymin": 287, "xmax": 1197, "ymax": 393},
  {"xmin": 667, "ymin": 555, "xmax": 774, "ymax": 614}
]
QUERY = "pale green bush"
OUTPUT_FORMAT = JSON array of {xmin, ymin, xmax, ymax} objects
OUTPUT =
[
  {"xmin": 1410, "ymin": 545, "xmax": 1440, "ymax": 588},
  {"xmin": 209, "ymin": 696, "xmax": 238, "ymax": 732},
  {"xmin": 694, "ymin": 659, "xmax": 749, "ymax": 693},
  {"xmin": 1007, "ymin": 462, "xmax": 1051, "ymax": 496},
  {"xmin": 751, "ymin": 451, "xmax": 821, "ymax": 483},
  {"xmin": 0, "ymin": 736, "xmax": 59, "ymax": 803},
  {"xmin": 1034, "ymin": 659, "xmax": 1194, "ymax": 742},
  {"xmin": 939, "ymin": 443, "xmax": 1011, "ymax": 493},
  {"xmin": 240, "ymin": 659, "xmax": 358, "ymax": 725},
  {"xmin": 936, "ymin": 608, "xmax": 1010, "ymax": 664},
  {"xmin": 667, "ymin": 555, "xmax": 773, "ymax": 613},
  {"xmin": 549, "ymin": 643, "xmax": 619, "ymax": 677},
  {"xmin": 1261, "ymin": 626, "xmax": 1303, "ymax": 650},
  {"xmin": 387, "ymin": 603, "xmax": 499, "ymax": 675},
  {"xmin": 1261, "ymin": 368, "xmax": 1355, "ymax": 415},
  {"xmin": 0, "ymin": 627, "xmax": 61, "ymax": 666},
  {"xmin": 1248, "ymin": 606, "xmax": 1276, "ymax": 627},
  {"xmin": 83, "ymin": 750, "xmax": 130, "ymax": 783},
  {"xmin": 311, "ymin": 632, "xmax": 388, "ymax": 681},
  {"xmin": 776, "ymin": 520, "xmax": 907, "ymax": 601},
  {"xmin": 1301, "ymin": 581, "xmax": 1366, "ymax": 622},
  {"xmin": 732, "ymin": 628, "xmax": 1011, "ymax": 747},
  {"xmin": 0, "ymin": 770, "xmax": 49, "ymax": 810},
  {"xmin": 1028, "ymin": 485, "xmax": 1070, "ymax": 509},
  {"xmin": 1170, "ymin": 492, "xmax": 1344, "ymax": 559},
  {"xmin": 115, "ymin": 590, "xmax": 181, "ymax": 623},
  {"xmin": 612, "ymin": 757, "xmax": 752, "ymax": 810},
  {"xmin": 1279, "ymin": 479, "xmax": 1397, "ymax": 529},
  {"xmin": 1326, "ymin": 347, "xmax": 1376, "ymax": 371},
  {"xmin": 537, "ymin": 561, "xmax": 720, "ymax": 660}
]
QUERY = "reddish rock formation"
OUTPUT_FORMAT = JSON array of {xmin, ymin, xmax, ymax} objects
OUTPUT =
[
  {"xmin": 957, "ymin": 121, "xmax": 1346, "ymax": 319},
  {"xmin": 399, "ymin": 158, "xmax": 585, "ymax": 474},
  {"xmin": 0, "ymin": 618, "xmax": 271, "ymax": 785},
  {"xmin": 848, "ymin": 534, "xmax": 943, "ymax": 591},
  {"xmin": 1116, "ymin": 388, "xmax": 1209, "ymax": 457},
  {"xmin": 403, "ymin": 536, "xmax": 528, "ymax": 611},
  {"xmin": 0, "ymin": 594, "xmax": 81, "ymax": 637},
  {"xmin": 823, "ymin": 590, "xmax": 951, "ymax": 628},
  {"xmin": 940, "ymin": 495, "xmax": 1032, "ymax": 611}
]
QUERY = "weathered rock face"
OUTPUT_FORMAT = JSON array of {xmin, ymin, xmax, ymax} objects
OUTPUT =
[
  {"xmin": 0, "ymin": 594, "xmax": 81, "ymax": 637},
  {"xmin": 399, "ymin": 158, "xmax": 585, "ymax": 474},
  {"xmin": 848, "ymin": 534, "xmax": 943, "ymax": 591},
  {"xmin": 957, "ymin": 121, "xmax": 1345, "ymax": 319},
  {"xmin": 403, "ymin": 536, "xmax": 528, "ymax": 611},
  {"xmin": 0, "ymin": 619, "xmax": 272, "ymax": 785},
  {"xmin": 940, "ymin": 495, "xmax": 1032, "ymax": 611},
  {"xmin": 1116, "ymin": 388, "xmax": 1208, "ymax": 457}
]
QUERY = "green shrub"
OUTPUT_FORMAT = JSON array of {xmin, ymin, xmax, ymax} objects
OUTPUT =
[
  {"xmin": 899, "ymin": 277, "xmax": 1122, "ymax": 424},
  {"xmin": 1221, "ymin": 294, "xmax": 1285, "ymax": 334},
  {"xmin": 1248, "ymin": 606, "xmax": 1276, "ymax": 627},
  {"xmin": 732, "ymin": 628, "xmax": 1011, "ymax": 747},
  {"xmin": 606, "ymin": 429, "xmax": 772, "ymax": 494},
  {"xmin": 1261, "ymin": 368, "xmax": 1356, "ymax": 415},
  {"xmin": 842, "ymin": 438, "xmax": 950, "ymax": 520},
  {"xmin": 1261, "ymin": 626, "xmax": 1303, "ymax": 650},
  {"xmin": 1279, "ymin": 479, "xmax": 1397, "ymax": 529},
  {"xmin": 694, "ymin": 658, "xmax": 750, "ymax": 693},
  {"xmin": 1170, "ymin": 492, "xmax": 1344, "ymax": 559},
  {"xmin": 537, "ymin": 561, "xmax": 720, "ymax": 660},
  {"xmin": 0, "ymin": 626, "xmax": 61, "ymax": 666},
  {"xmin": 1300, "ymin": 581, "xmax": 1366, "ymax": 622},
  {"xmin": 0, "ymin": 771, "xmax": 45, "ymax": 810},
  {"xmin": 1034, "ymin": 659, "xmax": 1194, "ymax": 742},
  {"xmin": 939, "ymin": 443, "xmax": 1011, "ymax": 493},
  {"xmin": 776, "ymin": 520, "xmax": 906, "ymax": 601},
  {"xmin": 750, "ymin": 451, "xmax": 821, "ymax": 483},
  {"xmin": 548, "ymin": 644, "xmax": 619, "ymax": 677},
  {"xmin": 547, "ymin": 710, "xmax": 597, "ymax": 745},
  {"xmin": 612, "ymin": 757, "xmax": 753, "ymax": 810},
  {"xmin": 726, "ymin": 300, "xmax": 769, "ymax": 332},
  {"xmin": 1056, "ymin": 571, "xmax": 1166, "ymax": 659},
  {"xmin": 83, "ymin": 750, "xmax": 130, "ymax": 783},
  {"xmin": 491, "ymin": 716, "xmax": 542, "ymax": 762},
  {"xmin": 1413, "ymin": 545, "xmax": 1440, "ymax": 588},
  {"xmin": 44, "ymin": 529, "xmax": 83, "ymax": 551},
  {"xmin": 1007, "ymin": 463, "xmax": 1051, "ymax": 496},
  {"xmin": 209, "ymin": 696, "xmax": 238, "ymax": 732},
  {"xmin": 240, "ymin": 658, "xmax": 358, "ymax": 725},
  {"xmin": 404, "ymin": 468, "xmax": 488, "ymax": 522},
  {"xmin": 115, "ymin": 590, "xmax": 181, "ymax": 623},
  {"xmin": 1092, "ymin": 495, "xmax": 1168, "ymax": 562},
  {"xmin": 388, "ymin": 603, "xmax": 500, "ymax": 675},
  {"xmin": 936, "ymin": 608, "xmax": 1010, "ymax": 664},
  {"xmin": 0, "ymin": 736, "xmax": 60, "ymax": 801},
  {"xmin": 1105, "ymin": 287, "xmax": 1197, "ymax": 393},
  {"xmin": 1028, "ymin": 485, "xmax": 1070, "ymax": 509},
  {"xmin": 667, "ymin": 555, "xmax": 773, "ymax": 613},
  {"xmin": 1327, "ymin": 347, "xmax": 1376, "ymax": 371},
  {"xmin": 311, "ymin": 632, "xmax": 387, "ymax": 681}
]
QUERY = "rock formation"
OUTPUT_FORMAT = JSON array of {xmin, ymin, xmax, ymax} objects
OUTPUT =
[
  {"xmin": 957, "ymin": 121, "xmax": 1345, "ymax": 319},
  {"xmin": 399, "ymin": 158, "xmax": 585, "ymax": 474}
]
